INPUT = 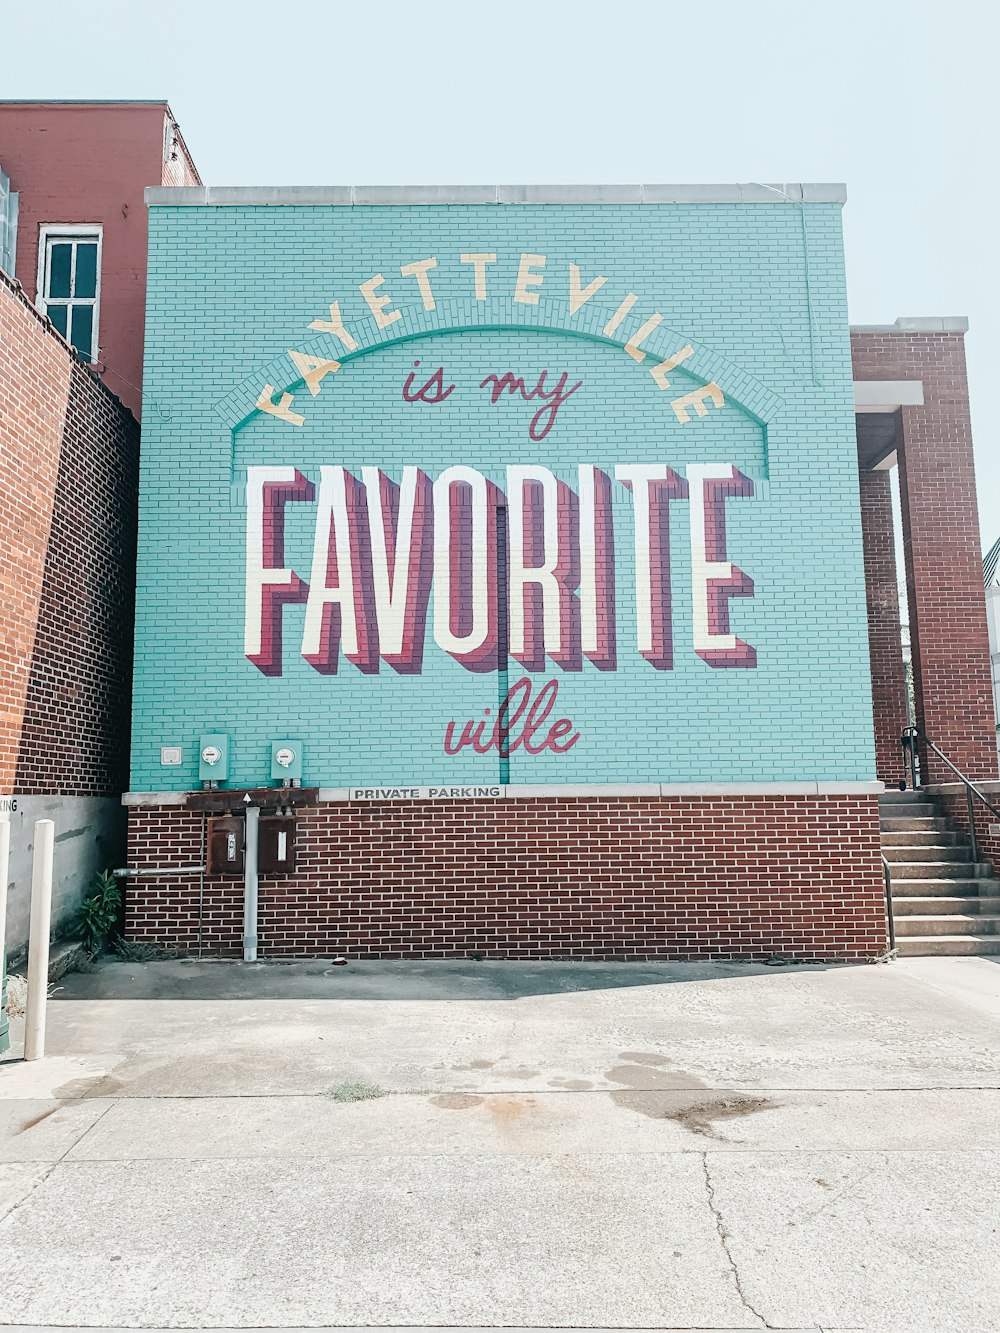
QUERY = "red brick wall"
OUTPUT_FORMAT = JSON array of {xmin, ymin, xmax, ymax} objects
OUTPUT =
[
  {"xmin": 0, "ymin": 275, "xmax": 71, "ymax": 790},
  {"xmin": 126, "ymin": 795, "xmax": 889, "ymax": 961},
  {"xmin": 0, "ymin": 269, "xmax": 138, "ymax": 797},
  {"xmin": 852, "ymin": 329, "xmax": 996, "ymax": 783},
  {"xmin": 0, "ymin": 102, "xmax": 200, "ymax": 418},
  {"xmin": 933, "ymin": 788, "xmax": 1000, "ymax": 881},
  {"xmin": 859, "ymin": 470, "xmax": 908, "ymax": 784}
]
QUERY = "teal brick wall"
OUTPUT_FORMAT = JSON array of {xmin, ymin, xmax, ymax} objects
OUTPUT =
[{"xmin": 133, "ymin": 199, "xmax": 874, "ymax": 790}]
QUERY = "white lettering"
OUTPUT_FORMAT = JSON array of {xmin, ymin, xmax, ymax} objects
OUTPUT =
[{"xmin": 432, "ymin": 466, "xmax": 493, "ymax": 659}]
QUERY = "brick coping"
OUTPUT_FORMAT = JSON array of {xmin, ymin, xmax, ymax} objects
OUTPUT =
[
  {"xmin": 123, "ymin": 780, "xmax": 883, "ymax": 806},
  {"xmin": 145, "ymin": 182, "xmax": 847, "ymax": 208}
]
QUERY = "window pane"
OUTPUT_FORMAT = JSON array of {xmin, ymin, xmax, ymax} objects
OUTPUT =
[
  {"xmin": 48, "ymin": 243, "xmax": 72, "ymax": 298},
  {"xmin": 70, "ymin": 304, "xmax": 93, "ymax": 359},
  {"xmin": 47, "ymin": 303, "xmax": 68, "ymax": 337},
  {"xmin": 74, "ymin": 242, "xmax": 97, "ymax": 299}
]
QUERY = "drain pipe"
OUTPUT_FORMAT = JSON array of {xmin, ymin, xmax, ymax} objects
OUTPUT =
[{"xmin": 243, "ymin": 800, "xmax": 259, "ymax": 962}]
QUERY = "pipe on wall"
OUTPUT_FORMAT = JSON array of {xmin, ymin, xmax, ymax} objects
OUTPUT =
[
  {"xmin": 243, "ymin": 805, "xmax": 259, "ymax": 963},
  {"xmin": 113, "ymin": 866, "xmax": 203, "ymax": 877}
]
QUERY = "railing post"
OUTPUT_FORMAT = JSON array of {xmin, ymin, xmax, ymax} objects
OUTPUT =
[
  {"xmin": 966, "ymin": 784, "xmax": 980, "ymax": 864},
  {"xmin": 907, "ymin": 727, "xmax": 1000, "ymax": 866},
  {"xmin": 882, "ymin": 856, "xmax": 896, "ymax": 952}
]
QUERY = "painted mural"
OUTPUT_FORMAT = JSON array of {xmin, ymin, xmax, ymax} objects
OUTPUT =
[
  {"xmin": 132, "ymin": 200, "xmax": 874, "ymax": 789},
  {"xmin": 237, "ymin": 249, "xmax": 758, "ymax": 764}
]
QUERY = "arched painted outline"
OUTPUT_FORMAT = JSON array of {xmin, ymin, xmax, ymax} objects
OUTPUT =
[{"xmin": 214, "ymin": 297, "xmax": 782, "ymax": 478}]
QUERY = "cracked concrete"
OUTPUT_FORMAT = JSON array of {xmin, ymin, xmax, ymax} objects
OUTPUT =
[
  {"xmin": 703, "ymin": 1152, "xmax": 769, "ymax": 1329},
  {"xmin": 0, "ymin": 956, "xmax": 998, "ymax": 1330}
]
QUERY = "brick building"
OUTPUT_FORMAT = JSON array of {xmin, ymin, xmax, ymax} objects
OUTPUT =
[
  {"xmin": 0, "ymin": 100, "xmax": 200, "ymax": 417},
  {"xmin": 0, "ymin": 101, "xmax": 199, "ymax": 971},
  {"xmin": 986, "ymin": 537, "xmax": 999, "ymax": 753},
  {"xmin": 0, "ymin": 267, "xmax": 138, "ymax": 963},
  {"xmin": 119, "ymin": 183, "xmax": 996, "ymax": 963}
]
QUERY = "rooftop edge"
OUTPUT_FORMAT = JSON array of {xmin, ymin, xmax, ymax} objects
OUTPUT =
[
  {"xmin": 851, "ymin": 317, "xmax": 969, "ymax": 334},
  {"xmin": 0, "ymin": 98, "xmax": 172, "ymax": 106},
  {"xmin": 144, "ymin": 182, "xmax": 847, "ymax": 207}
]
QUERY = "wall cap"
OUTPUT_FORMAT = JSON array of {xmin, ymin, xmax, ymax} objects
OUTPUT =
[
  {"xmin": 145, "ymin": 182, "xmax": 848, "ymax": 208},
  {"xmin": 123, "ymin": 780, "xmax": 883, "ymax": 806},
  {"xmin": 851, "ymin": 316, "xmax": 969, "ymax": 334},
  {"xmin": 122, "ymin": 792, "xmax": 188, "ymax": 806}
]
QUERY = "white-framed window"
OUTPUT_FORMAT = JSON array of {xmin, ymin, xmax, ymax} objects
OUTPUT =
[{"xmin": 36, "ymin": 224, "xmax": 102, "ymax": 362}]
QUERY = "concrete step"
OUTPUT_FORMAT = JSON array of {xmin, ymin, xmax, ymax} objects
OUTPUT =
[
  {"xmin": 888, "ymin": 860, "xmax": 990, "ymax": 880},
  {"xmin": 890, "ymin": 878, "xmax": 990, "ymax": 897},
  {"xmin": 883, "ymin": 845, "xmax": 971, "ymax": 864},
  {"xmin": 891, "ymin": 895, "xmax": 1000, "ymax": 916},
  {"xmin": 878, "ymin": 801, "xmax": 938, "ymax": 819},
  {"xmin": 880, "ymin": 816, "xmax": 951, "ymax": 834},
  {"xmin": 895, "ymin": 935, "xmax": 1000, "ymax": 957},
  {"xmin": 895, "ymin": 914, "xmax": 1000, "ymax": 937},
  {"xmin": 880, "ymin": 828, "xmax": 964, "ymax": 847}
]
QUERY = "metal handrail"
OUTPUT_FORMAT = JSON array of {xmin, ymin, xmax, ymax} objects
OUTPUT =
[
  {"xmin": 902, "ymin": 726, "xmax": 1000, "ymax": 864},
  {"xmin": 881, "ymin": 855, "xmax": 896, "ymax": 952}
]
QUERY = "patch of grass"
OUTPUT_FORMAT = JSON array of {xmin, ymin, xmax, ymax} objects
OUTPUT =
[
  {"xmin": 326, "ymin": 1080, "xmax": 389, "ymax": 1103},
  {"xmin": 112, "ymin": 939, "xmax": 186, "ymax": 963},
  {"xmin": 4, "ymin": 974, "xmax": 27, "ymax": 1018}
]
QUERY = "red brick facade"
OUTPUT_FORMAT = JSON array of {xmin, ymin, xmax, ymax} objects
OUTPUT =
[
  {"xmin": 0, "ymin": 101, "xmax": 200, "ymax": 418},
  {"xmin": 932, "ymin": 787, "xmax": 1000, "ymax": 881},
  {"xmin": 852, "ymin": 328, "xmax": 996, "ymax": 784},
  {"xmin": 0, "ymin": 268, "xmax": 138, "ymax": 799},
  {"xmin": 125, "ymin": 795, "xmax": 889, "ymax": 961},
  {"xmin": 858, "ymin": 470, "xmax": 909, "ymax": 785}
]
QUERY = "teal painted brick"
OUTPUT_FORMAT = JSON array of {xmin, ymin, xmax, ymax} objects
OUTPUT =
[{"xmin": 132, "ymin": 200, "xmax": 875, "ymax": 790}]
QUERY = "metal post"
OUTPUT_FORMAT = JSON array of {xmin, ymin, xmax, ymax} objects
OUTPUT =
[
  {"xmin": 0, "ymin": 819, "xmax": 10, "ymax": 1055},
  {"xmin": 24, "ymin": 819, "xmax": 54, "ymax": 1062},
  {"xmin": 882, "ymin": 856, "xmax": 896, "ymax": 953},
  {"xmin": 903, "ymin": 727, "xmax": 919, "ymax": 791},
  {"xmin": 967, "ymin": 784, "xmax": 980, "ymax": 865},
  {"xmin": 243, "ymin": 805, "xmax": 259, "ymax": 963}
]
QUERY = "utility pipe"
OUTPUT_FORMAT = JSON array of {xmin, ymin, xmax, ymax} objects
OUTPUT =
[
  {"xmin": 113, "ymin": 866, "xmax": 204, "ymax": 877},
  {"xmin": 25, "ymin": 819, "xmax": 54, "ymax": 1062},
  {"xmin": 243, "ymin": 804, "xmax": 259, "ymax": 962}
]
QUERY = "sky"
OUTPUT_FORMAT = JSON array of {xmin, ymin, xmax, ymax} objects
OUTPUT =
[{"xmin": 3, "ymin": 0, "xmax": 996, "ymax": 547}]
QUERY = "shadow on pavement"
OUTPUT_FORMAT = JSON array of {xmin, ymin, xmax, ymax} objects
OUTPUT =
[{"xmin": 50, "ymin": 955, "xmax": 847, "ymax": 1002}]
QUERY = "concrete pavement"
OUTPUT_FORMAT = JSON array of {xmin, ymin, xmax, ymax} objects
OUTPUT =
[{"xmin": 0, "ymin": 956, "xmax": 998, "ymax": 1330}]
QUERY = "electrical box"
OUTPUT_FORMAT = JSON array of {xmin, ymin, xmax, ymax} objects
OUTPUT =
[
  {"xmin": 259, "ymin": 816, "xmax": 296, "ymax": 874},
  {"xmin": 199, "ymin": 733, "xmax": 230, "ymax": 784},
  {"xmin": 206, "ymin": 815, "xmax": 244, "ymax": 876},
  {"xmin": 270, "ymin": 739, "xmax": 303, "ymax": 783}
]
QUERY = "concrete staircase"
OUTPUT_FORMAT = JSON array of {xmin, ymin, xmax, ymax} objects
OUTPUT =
[{"xmin": 881, "ymin": 791, "xmax": 1000, "ymax": 956}]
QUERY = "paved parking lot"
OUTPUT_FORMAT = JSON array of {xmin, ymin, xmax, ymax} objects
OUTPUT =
[{"xmin": 1, "ymin": 955, "xmax": 998, "ymax": 1331}]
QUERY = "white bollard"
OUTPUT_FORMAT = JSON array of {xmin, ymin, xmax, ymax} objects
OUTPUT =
[
  {"xmin": 24, "ymin": 819, "xmax": 54, "ymax": 1062},
  {"xmin": 0, "ymin": 819, "xmax": 9, "ymax": 980}
]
